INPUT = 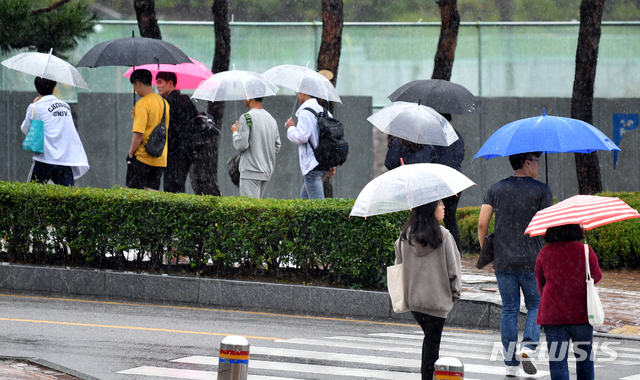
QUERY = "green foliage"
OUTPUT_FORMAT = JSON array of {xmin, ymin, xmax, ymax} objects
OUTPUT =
[
  {"xmin": 0, "ymin": 181, "xmax": 405, "ymax": 288},
  {"xmin": 455, "ymin": 192, "xmax": 640, "ymax": 270},
  {"xmin": 0, "ymin": 0, "xmax": 97, "ymax": 57}
]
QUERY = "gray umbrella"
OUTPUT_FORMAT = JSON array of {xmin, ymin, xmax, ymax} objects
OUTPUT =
[{"xmin": 388, "ymin": 79, "xmax": 483, "ymax": 115}]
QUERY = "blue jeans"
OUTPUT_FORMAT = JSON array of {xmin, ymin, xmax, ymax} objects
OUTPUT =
[
  {"xmin": 544, "ymin": 324, "xmax": 594, "ymax": 380},
  {"xmin": 300, "ymin": 169, "xmax": 328, "ymax": 199},
  {"xmin": 495, "ymin": 270, "xmax": 541, "ymax": 366},
  {"xmin": 29, "ymin": 160, "xmax": 74, "ymax": 187}
]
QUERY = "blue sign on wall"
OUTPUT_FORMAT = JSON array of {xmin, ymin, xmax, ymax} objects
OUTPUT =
[{"xmin": 612, "ymin": 113, "xmax": 638, "ymax": 170}]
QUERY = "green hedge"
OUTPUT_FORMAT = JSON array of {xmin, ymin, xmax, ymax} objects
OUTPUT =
[
  {"xmin": 1, "ymin": 181, "xmax": 639, "ymax": 288},
  {"xmin": 0, "ymin": 181, "xmax": 407, "ymax": 288},
  {"xmin": 454, "ymin": 191, "xmax": 640, "ymax": 270}
]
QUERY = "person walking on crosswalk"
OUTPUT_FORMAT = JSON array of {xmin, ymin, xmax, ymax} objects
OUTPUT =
[{"xmin": 395, "ymin": 199, "xmax": 462, "ymax": 380}]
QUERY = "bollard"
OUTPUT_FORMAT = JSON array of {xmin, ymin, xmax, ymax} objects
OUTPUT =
[
  {"xmin": 217, "ymin": 335, "xmax": 250, "ymax": 380},
  {"xmin": 433, "ymin": 356, "xmax": 464, "ymax": 380}
]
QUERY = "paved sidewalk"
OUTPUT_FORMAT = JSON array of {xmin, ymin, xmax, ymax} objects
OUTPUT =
[{"xmin": 459, "ymin": 256, "xmax": 640, "ymax": 337}]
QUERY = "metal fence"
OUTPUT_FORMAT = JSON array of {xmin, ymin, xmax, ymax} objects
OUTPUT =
[{"xmin": 2, "ymin": 20, "xmax": 640, "ymax": 108}]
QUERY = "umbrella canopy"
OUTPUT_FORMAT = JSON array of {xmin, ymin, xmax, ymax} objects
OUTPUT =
[
  {"xmin": 349, "ymin": 163, "xmax": 476, "ymax": 218},
  {"xmin": 76, "ymin": 36, "xmax": 191, "ymax": 68},
  {"xmin": 1, "ymin": 49, "xmax": 89, "ymax": 90},
  {"xmin": 388, "ymin": 79, "xmax": 482, "ymax": 115},
  {"xmin": 524, "ymin": 195, "xmax": 640, "ymax": 237},
  {"xmin": 474, "ymin": 109, "xmax": 620, "ymax": 159},
  {"xmin": 123, "ymin": 57, "xmax": 213, "ymax": 90},
  {"xmin": 367, "ymin": 101, "xmax": 459, "ymax": 146},
  {"xmin": 262, "ymin": 64, "xmax": 341, "ymax": 102},
  {"xmin": 191, "ymin": 69, "xmax": 278, "ymax": 102}
]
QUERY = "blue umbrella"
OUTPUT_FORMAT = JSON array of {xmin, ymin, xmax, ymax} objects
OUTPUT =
[
  {"xmin": 475, "ymin": 108, "xmax": 620, "ymax": 159},
  {"xmin": 474, "ymin": 108, "xmax": 620, "ymax": 184}
]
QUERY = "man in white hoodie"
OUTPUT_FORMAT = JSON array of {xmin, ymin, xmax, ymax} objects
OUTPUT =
[
  {"xmin": 21, "ymin": 77, "xmax": 89, "ymax": 186},
  {"xmin": 284, "ymin": 92, "xmax": 335, "ymax": 199}
]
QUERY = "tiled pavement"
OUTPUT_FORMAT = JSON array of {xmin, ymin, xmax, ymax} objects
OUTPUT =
[{"xmin": 459, "ymin": 256, "xmax": 640, "ymax": 337}]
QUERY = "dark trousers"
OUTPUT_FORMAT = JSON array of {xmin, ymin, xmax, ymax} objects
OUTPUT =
[
  {"xmin": 442, "ymin": 193, "xmax": 461, "ymax": 251},
  {"xmin": 163, "ymin": 150, "xmax": 193, "ymax": 193},
  {"xmin": 29, "ymin": 161, "xmax": 74, "ymax": 187},
  {"xmin": 412, "ymin": 311, "xmax": 447, "ymax": 380}
]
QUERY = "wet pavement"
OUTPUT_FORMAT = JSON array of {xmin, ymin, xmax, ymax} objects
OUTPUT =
[{"xmin": 460, "ymin": 256, "xmax": 640, "ymax": 337}]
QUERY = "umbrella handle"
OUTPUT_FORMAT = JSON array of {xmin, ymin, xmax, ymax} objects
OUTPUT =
[{"xmin": 290, "ymin": 96, "xmax": 298, "ymax": 119}]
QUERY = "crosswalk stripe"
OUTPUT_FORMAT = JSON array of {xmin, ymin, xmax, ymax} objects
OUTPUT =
[
  {"xmin": 117, "ymin": 366, "xmax": 305, "ymax": 380},
  {"xmin": 276, "ymin": 338, "xmax": 494, "ymax": 361},
  {"xmin": 172, "ymin": 354, "xmax": 549, "ymax": 378},
  {"xmin": 371, "ymin": 332, "xmax": 498, "ymax": 346},
  {"xmin": 328, "ymin": 334, "xmax": 497, "ymax": 348}
]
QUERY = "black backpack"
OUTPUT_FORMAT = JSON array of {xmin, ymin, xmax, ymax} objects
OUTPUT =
[
  {"xmin": 188, "ymin": 111, "xmax": 219, "ymax": 159},
  {"xmin": 304, "ymin": 107, "xmax": 348, "ymax": 168}
]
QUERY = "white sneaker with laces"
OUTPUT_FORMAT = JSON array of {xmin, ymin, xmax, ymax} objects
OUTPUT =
[
  {"xmin": 518, "ymin": 347, "xmax": 538, "ymax": 375},
  {"xmin": 505, "ymin": 365, "xmax": 519, "ymax": 377}
]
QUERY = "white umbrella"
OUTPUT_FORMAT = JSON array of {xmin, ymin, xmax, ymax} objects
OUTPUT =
[
  {"xmin": 191, "ymin": 67, "xmax": 278, "ymax": 102},
  {"xmin": 1, "ymin": 49, "xmax": 89, "ymax": 90},
  {"xmin": 350, "ymin": 163, "xmax": 475, "ymax": 218},
  {"xmin": 262, "ymin": 64, "xmax": 341, "ymax": 103},
  {"xmin": 368, "ymin": 101, "xmax": 459, "ymax": 146}
]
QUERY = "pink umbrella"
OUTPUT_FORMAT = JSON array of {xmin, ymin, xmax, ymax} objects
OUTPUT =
[
  {"xmin": 123, "ymin": 57, "xmax": 213, "ymax": 90},
  {"xmin": 524, "ymin": 195, "xmax": 640, "ymax": 237}
]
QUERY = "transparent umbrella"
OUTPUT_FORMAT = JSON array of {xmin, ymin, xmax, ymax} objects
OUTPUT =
[
  {"xmin": 368, "ymin": 101, "xmax": 459, "ymax": 146},
  {"xmin": 192, "ymin": 66, "xmax": 278, "ymax": 116},
  {"xmin": 350, "ymin": 163, "xmax": 476, "ymax": 218},
  {"xmin": 1, "ymin": 49, "xmax": 89, "ymax": 89},
  {"xmin": 262, "ymin": 64, "xmax": 341, "ymax": 103}
]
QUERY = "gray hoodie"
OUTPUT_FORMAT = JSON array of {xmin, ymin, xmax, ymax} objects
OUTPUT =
[
  {"xmin": 394, "ymin": 226, "xmax": 462, "ymax": 318},
  {"xmin": 233, "ymin": 108, "xmax": 281, "ymax": 181}
]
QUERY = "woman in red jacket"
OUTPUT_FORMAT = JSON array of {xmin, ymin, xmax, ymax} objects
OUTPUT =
[{"xmin": 535, "ymin": 224, "xmax": 602, "ymax": 380}]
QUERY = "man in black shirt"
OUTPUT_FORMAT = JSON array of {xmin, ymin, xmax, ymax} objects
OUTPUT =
[
  {"xmin": 477, "ymin": 152, "xmax": 552, "ymax": 377},
  {"xmin": 156, "ymin": 71, "xmax": 199, "ymax": 193}
]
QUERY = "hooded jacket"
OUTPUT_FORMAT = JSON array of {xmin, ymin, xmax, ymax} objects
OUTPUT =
[{"xmin": 394, "ymin": 226, "xmax": 462, "ymax": 318}]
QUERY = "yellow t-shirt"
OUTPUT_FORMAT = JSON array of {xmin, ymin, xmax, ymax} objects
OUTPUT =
[{"xmin": 133, "ymin": 93, "xmax": 170, "ymax": 167}]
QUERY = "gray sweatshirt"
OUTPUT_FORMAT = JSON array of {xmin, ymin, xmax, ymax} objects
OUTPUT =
[
  {"xmin": 233, "ymin": 108, "xmax": 281, "ymax": 181},
  {"xmin": 394, "ymin": 226, "xmax": 462, "ymax": 319}
]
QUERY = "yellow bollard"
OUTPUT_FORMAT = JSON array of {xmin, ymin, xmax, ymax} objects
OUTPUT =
[
  {"xmin": 433, "ymin": 357, "xmax": 464, "ymax": 380},
  {"xmin": 217, "ymin": 335, "xmax": 250, "ymax": 380}
]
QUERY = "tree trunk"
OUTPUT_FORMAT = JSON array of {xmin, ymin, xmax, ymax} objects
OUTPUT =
[
  {"xmin": 316, "ymin": 0, "xmax": 343, "ymax": 114},
  {"xmin": 571, "ymin": 0, "xmax": 605, "ymax": 195},
  {"xmin": 494, "ymin": 0, "xmax": 513, "ymax": 21},
  {"xmin": 190, "ymin": 0, "xmax": 230, "ymax": 196},
  {"xmin": 431, "ymin": 0, "xmax": 459, "ymax": 81},
  {"xmin": 316, "ymin": 0, "xmax": 343, "ymax": 198},
  {"xmin": 134, "ymin": 0, "xmax": 161, "ymax": 39}
]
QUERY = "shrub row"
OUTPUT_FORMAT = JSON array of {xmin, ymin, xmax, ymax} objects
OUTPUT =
[
  {"xmin": 0, "ymin": 181, "xmax": 407, "ymax": 288},
  {"xmin": 1, "ymin": 181, "xmax": 638, "ymax": 288}
]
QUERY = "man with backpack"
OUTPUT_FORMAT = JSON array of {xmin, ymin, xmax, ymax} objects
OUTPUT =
[
  {"xmin": 285, "ymin": 92, "xmax": 337, "ymax": 199},
  {"xmin": 231, "ymin": 95, "xmax": 281, "ymax": 199}
]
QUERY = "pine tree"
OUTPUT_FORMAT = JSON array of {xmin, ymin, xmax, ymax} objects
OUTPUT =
[{"xmin": 0, "ymin": 0, "xmax": 97, "ymax": 59}]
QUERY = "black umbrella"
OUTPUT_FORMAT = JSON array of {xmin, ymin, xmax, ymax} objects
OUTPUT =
[
  {"xmin": 77, "ymin": 35, "xmax": 191, "ymax": 106},
  {"xmin": 76, "ymin": 36, "xmax": 191, "ymax": 68},
  {"xmin": 388, "ymin": 79, "xmax": 483, "ymax": 115}
]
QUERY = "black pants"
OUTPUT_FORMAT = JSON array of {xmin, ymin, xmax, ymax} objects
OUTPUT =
[
  {"xmin": 163, "ymin": 149, "xmax": 193, "ymax": 193},
  {"xmin": 412, "ymin": 311, "xmax": 447, "ymax": 380},
  {"xmin": 442, "ymin": 193, "xmax": 462, "ymax": 251}
]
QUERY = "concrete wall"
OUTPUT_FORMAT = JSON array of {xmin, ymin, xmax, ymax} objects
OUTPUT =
[
  {"xmin": 3, "ymin": 92, "xmax": 639, "ymax": 205},
  {"xmin": 2, "ymin": 92, "xmax": 372, "ymax": 200}
]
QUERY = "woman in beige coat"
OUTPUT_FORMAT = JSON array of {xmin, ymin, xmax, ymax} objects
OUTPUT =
[{"xmin": 395, "ymin": 199, "xmax": 462, "ymax": 379}]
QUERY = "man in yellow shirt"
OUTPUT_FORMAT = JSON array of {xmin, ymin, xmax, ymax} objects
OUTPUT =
[{"xmin": 126, "ymin": 69, "xmax": 170, "ymax": 190}]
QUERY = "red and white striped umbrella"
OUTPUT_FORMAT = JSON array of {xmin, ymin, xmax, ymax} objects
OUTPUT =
[{"xmin": 525, "ymin": 195, "xmax": 640, "ymax": 237}]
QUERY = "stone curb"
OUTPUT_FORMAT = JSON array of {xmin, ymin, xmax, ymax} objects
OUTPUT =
[{"xmin": 0, "ymin": 263, "xmax": 512, "ymax": 330}]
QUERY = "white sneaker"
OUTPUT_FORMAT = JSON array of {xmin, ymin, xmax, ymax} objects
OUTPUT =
[
  {"xmin": 505, "ymin": 365, "xmax": 519, "ymax": 377},
  {"xmin": 518, "ymin": 347, "xmax": 538, "ymax": 375}
]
